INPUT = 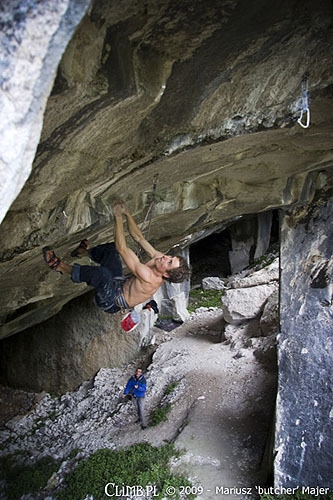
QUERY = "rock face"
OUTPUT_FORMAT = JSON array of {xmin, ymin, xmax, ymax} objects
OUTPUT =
[
  {"xmin": 0, "ymin": 0, "xmax": 91, "ymax": 223},
  {"xmin": 275, "ymin": 196, "xmax": 333, "ymax": 488},
  {"xmin": 0, "ymin": 292, "xmax": 151, "ymax": 394},
  {"xmin": 0, "ymin": 0, "xmax": 332, "ymax": 340},
  {"xmin": 0, "ymin": 0, "xmax": 332, "ymax": 490}
]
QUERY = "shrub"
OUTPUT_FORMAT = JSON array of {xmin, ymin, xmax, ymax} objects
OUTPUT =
[
  {"xmin": 150, "ymin": 403, "xmax": 172, "ymax": 426},
  {"xmin": 57, "ymin": 442, "xmax": 193, "ymax": 500},
  {"xmin": 164, "ymin": 381, "xmax": 179, "ymax": 395},
  {"xmin": 0, "ymin": 454, "xmax": 60, "ymax": 500}
]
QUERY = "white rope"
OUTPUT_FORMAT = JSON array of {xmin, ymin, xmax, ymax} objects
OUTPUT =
[{"xmin": 141, "ymin": 174, "xmax": 158, "ymax": 239}]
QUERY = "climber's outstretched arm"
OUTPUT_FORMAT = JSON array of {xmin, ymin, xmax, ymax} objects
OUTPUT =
[
  {"xmin": 112, "ymin": 201, "xmax": 157, "ymax": 281},
  {"xmin": 117, "ymin": 201, "xmax": 160, "ymax": 259}
]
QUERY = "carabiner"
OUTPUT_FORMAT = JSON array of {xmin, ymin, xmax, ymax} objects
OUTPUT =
[
  {"xmin": 297, "ymin": 107, "xmax": 310, "ymax": 129},
  {"xmin": 297, "ymin": 78, "xmax": 310, "ymax": 129}
]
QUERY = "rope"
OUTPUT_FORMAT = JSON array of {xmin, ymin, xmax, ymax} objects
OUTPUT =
[
  {"xmin": 136, "ymin": 174, "xmax": 158, "ymax": 257},
  {"xmin": 297, "ymin": 78, "xmax": 310, "ymax": 129},
  {"xmin": 137, "ymin": 176, "xmax": 160, "ymax": 337}
]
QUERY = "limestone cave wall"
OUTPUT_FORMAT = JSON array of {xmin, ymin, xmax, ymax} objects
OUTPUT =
[
  {"xmin": 0, "ymin": 292, "xmax": 141, "ymax": 395},
  {"xmin": 0, "ymin": 0, "xmax": 332, "ymax": 341},
  {"xmin": 276, "ymin": 195, "xmax": 333, "ymax": 488},
  {"xmin": 0, "ymin": 0, "xmax": 332, "ymax": 489}
]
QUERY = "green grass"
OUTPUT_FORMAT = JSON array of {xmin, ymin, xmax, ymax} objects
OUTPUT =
[
  {"xmin": 188, "ymin": 288, "xmax": 223, "ymax": 312},
  {"xmin": 57, "ymin": 442, "xmax": 194, "ymax": 500}
]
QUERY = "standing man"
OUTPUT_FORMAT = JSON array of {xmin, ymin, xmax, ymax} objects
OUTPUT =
[
  {"xmin": 43, "ymin": 200, "xmax": 191, "ymax": 315},
  {"xmin": 124, "ymin": 368, "xmax": 147, "ymax": 429}
]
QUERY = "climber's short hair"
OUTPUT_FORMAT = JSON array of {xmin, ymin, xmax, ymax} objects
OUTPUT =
[{"xmin": 164, "ymin": 255, "xmax": 192, "ymax": 283}]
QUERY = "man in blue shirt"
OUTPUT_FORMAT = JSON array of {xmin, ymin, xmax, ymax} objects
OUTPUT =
[{"xmin": 124, "ymin": 368, "xmax": 147, "ymax": 429}]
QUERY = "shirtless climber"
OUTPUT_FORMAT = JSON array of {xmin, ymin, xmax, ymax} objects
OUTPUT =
[{"xmin": 42, "ymin": 200, "xmax": 191, "ymax": 315}]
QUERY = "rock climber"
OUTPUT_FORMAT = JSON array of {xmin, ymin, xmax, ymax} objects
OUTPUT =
[{"xmin": 42, "ymin": 200, "xmax": 191, "ymax": 316}]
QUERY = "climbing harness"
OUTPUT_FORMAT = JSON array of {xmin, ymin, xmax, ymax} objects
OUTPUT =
[
  {"xmin": 297, "ymin": 78, "xmax": 310, "ymax": 129},
  {"xmin": 136, "ymin": 174, "xmax": 159, "ymax": 257}
]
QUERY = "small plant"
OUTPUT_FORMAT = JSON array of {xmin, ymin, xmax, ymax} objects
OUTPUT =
[
  {"xmin": 188, "ymin": 288, "xmax": 223, "ymax": 312},
  {"xmin": 164, "ymin": 381, "xmax": 179, "ymax": 395},
  {"xmin": 247, "ymin": 244, "xmax": 279, "ymax": 271},
  {"xmin": 68, "ymin": 448, "xmax": 83, "ymax": 459},
  {"xmin": 150, "ymin": 381, "xmax": 179, "ymax": 426},
  {"xmin": 57, "ymin": 442, "xmax": 194, "ymax": 500},
  {"xmin": 150, "ymin": 403, "xmax": 172, "ymax": 426}
]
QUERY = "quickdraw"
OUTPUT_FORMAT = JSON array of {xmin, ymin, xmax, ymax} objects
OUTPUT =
[{"xmin": 297, "ymin": 78, "xmax": 310, "ymax": 129}]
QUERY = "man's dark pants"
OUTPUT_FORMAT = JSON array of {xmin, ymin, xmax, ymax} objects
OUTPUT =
[{"xmin": 71, "ymin": 243, "xmax": 124, "ymax": 312}]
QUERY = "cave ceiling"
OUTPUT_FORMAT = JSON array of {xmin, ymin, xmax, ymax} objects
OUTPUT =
[{"xmin": 0, "ymin": 0, "xmax": 332, "ymax": 339}]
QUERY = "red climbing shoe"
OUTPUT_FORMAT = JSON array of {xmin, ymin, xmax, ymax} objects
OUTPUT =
[
  {"xmin": 70, "ymin": 239, "xmax": 89, "ymax": 257},
  {"xmin": 42, "ymin": 247, "xmax": 62, "ymax": 272}
]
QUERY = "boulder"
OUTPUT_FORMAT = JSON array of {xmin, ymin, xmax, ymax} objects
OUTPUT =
[
  {"xmin": 222, "ymin": 282, "xmax": 278, "ymax": 324},
  {"xmin": 260, "ymin": 289, "xmax": 280, "ymax": 337},
  {"xmin": 202, "ymin": 277, "xmax": 226, "ymax": 291},
  {"xmin": 229, "ymin": 258, "xmax": 279, "ymax": 289}
]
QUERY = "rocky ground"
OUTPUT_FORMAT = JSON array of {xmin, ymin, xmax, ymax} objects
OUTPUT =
[{"xmin": 0, "ymin": 303, "xmax": 277, "ymax": 500}]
